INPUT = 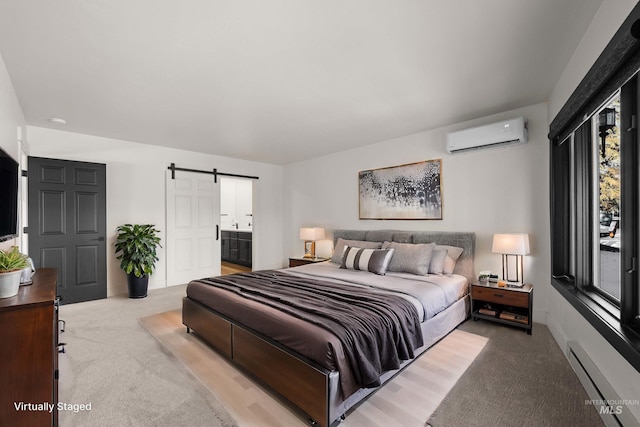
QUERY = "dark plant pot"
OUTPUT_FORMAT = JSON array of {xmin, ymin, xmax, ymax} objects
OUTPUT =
[{"xmin": 127, "ymin": 273, "xmax": 148, "ymax": 298}]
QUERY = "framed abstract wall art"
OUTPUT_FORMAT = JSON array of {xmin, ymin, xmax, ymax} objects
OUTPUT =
[{"xmin": 359, "ymin": 159, "xmax": 442, "ymax": 220}]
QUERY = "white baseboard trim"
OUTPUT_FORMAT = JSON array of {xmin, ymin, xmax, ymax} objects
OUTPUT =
[
  {"xmin": 568, "ymin": 341, "xmax": 640, "ymax": 427},
  {"xmin": 545, "ymin": 311, "xmax": 569, "ymax": 359}
]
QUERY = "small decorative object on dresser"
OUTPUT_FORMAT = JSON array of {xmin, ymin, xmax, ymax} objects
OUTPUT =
[
  {"xmin": 471, "ymin": 281, "xmax": 533, "ymax": 335},
  {"xmin": 0, "ymin": 246, "xmax": 30, "ymax": 299},
  {"xmin": 478, "ymin": 270, "xmax": 492, "ymax": 284}
]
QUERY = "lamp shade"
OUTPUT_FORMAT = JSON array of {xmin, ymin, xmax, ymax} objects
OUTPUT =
[
  {"xmin": 492, "ymin": 233, "xmax": 530, "ymax": 255},
  {"xmin": 300, "ymin": 227, "xmax": 325, "ymax": 241}
]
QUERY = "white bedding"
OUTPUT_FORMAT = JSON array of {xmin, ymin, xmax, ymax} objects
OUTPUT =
[{"xmin": 285, "ymin": 261, "xmax": 468, "ymax": 322}]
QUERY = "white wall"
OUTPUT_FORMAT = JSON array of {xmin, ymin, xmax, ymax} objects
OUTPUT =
[
  {"xmin": 547, "ymin": 0, "xmax": 640, "ymax": 422},
  {"xmin": 283, "ymin": 102, "xmax": 550, "ymax": 322},
  {"xmin": 28, "ymin": 126, "xmax": 283, "ymax": 296},
  {"xmin": 0, "ymin": 51, "xmax": 26, "ymax": 252}
]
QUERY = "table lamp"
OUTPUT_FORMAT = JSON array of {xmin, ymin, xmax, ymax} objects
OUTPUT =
[
  {"xmin": 492, "ymin": 233, "xmax": 530, "ymax": 283},
  {"xmin": 300, "ymin": 227, "xmax": 325, "ymax": 258}
]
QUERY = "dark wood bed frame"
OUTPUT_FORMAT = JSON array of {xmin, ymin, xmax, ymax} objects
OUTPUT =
[
  {"xmin": 183, "ymin": 297, "xmax": 339, "ymax": 426},
  {"xmin": 182, "ymin": 230, "xmax": 475, "ymax": 427}
]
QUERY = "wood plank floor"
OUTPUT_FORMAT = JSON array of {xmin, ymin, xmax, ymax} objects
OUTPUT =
[
  {"xmin": 140, "ymin": 310, "xmax": 487, "ymax": 427},
  {"xmin": 221, "ymin": 262, "xmax": 252, "ymax": 276}
]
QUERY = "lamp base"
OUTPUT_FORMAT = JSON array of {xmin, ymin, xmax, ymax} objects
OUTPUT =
[
  {"xmin": 303, "ymin": 241, "xmax": 316, "ymax": 259},
  {"xmin": 501, "ymin": 254, "xmax": 526, "ymax": 285}
]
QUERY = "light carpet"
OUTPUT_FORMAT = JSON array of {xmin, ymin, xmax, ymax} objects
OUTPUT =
[
  {"xmin": 58, "ymin": 285, "xmax": 237, "ymax": 427},
  {"xmin": 140, "ymin": 309, "xmax": 488, "ymax": 427}
]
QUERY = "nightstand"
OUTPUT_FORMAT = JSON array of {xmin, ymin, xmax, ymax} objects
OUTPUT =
[
  {"xmin": 288, "ymin": 257, "xmax": 329, "ymax": 268},
  {"xmin": 470, "ymin": 282, "xmax": 533, "ymax": 334}
]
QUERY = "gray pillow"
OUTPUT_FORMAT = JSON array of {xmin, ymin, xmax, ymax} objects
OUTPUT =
[
  {"xmin": 340, "ymin": 246, "xmax": 395, "ymax": 275},
  {"xmin": 428, "ymin": 247, "xmax": 448, "ymax": 275},
  {"xmin": 331, "ymin": 238, "xmax": 382, "ymax": 263},
  {"xmin": 436, "ymin": 245, "xmax": 464, "ymax": 275},
  {"xmin": 381, "ymin": 241, "xmax": 436, "ymax": 275}
]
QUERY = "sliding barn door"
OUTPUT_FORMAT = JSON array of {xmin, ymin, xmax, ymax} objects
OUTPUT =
[{"xmin": 166, "ymin": 170, "xmax": 220, "ymax": 285}]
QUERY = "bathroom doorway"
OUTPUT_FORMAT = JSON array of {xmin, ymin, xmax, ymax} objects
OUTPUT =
[{"xmin": 220, "ymin": 177, "xmax": 253, "ymax": 275}]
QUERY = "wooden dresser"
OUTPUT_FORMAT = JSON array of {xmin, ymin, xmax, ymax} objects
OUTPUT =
[{"xmin": 0, "ymin": 268, "xmax": 59, "ymax": 426}]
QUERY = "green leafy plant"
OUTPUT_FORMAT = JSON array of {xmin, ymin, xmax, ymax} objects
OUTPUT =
[
  {"xmin": 0, "ymin": 246, "xmax": 30, "ymax": 272},
  {"xmin": 115, "ymin": 224, "xmax": 162, "ymax": 278}
]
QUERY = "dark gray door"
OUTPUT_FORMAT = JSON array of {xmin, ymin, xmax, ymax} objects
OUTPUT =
[{"xmin": 28, "ymin": 157, "xmax": 107, "ymax": 304}]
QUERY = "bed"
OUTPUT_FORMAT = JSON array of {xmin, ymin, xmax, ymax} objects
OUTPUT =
[{"xmin": 182, "ymin": 230, "xmax": 475, "ymax": 427}]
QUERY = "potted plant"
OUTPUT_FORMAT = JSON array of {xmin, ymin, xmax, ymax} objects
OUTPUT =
[
  {"xmin": 0, "ymin": 246, "xmax": 30, "ymax": 299},
  {"xmin": 115, "ymin": 224, "xmax": 162, "ymax": 298}
]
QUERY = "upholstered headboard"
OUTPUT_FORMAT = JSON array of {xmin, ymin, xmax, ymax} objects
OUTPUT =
[{"xmin": 332, "ymin": 229, "xmax": 476, "ymax": 283}]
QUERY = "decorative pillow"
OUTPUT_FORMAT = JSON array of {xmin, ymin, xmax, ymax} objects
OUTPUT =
[
  {"xmin": 331, "ymin": 238, "xmax": 382, "ymax": 264},
  {"xmin": 428, "ymin": 248, "xmax": 448, "ymax": 275},
  {"xmin": 340, "ymin": 246, "xmax": 395, "ymax": 275},
  {"xmin": 381, "ymin": 241, "xmax": 436, "ymax": 275},
  {"xmin": 436, "ymin": 245, "xmax": 464, "ymax": 275}
]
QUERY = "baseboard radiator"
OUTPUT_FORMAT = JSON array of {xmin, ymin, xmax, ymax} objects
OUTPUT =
[{"xmin": 567, "ymin": 341, "xmax": 639, "ymax": 427}]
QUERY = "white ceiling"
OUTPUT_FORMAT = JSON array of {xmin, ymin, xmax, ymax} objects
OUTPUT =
[{"xmin": 0, "ymin": 0, "xmax": 602, "ymax": 165}]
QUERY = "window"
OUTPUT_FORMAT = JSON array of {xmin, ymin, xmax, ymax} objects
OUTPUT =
[
  {"xmin": 551, "ymin": 76, "xmax": 640, "ymax": 371},
  {"xmin": 549, "ymin": 4, "xmax": 640, "ymax": 371},
  {"xmin": 594, "ymin": 93, "xmax": 621, "ymax": 304}
]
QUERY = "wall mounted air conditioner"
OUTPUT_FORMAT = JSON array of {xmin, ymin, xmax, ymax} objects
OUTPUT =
[{"xmin": 446, "ymin": 116, "xmax": 528, "ymax": 154}]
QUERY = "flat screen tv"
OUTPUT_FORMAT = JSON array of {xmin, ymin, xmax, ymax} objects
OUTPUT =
[{"xmin": 0, "ymin": 146, "xmax": 19, "ymax": 242}]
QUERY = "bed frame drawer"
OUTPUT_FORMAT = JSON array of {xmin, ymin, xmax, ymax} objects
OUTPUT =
[{"xmin": 232, "ymin": 326, "xmax": 329, "ymax": 426}]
